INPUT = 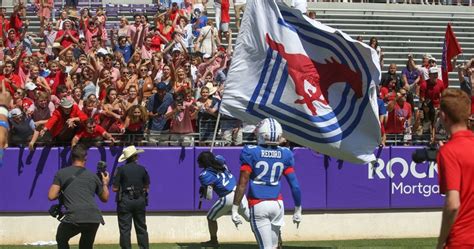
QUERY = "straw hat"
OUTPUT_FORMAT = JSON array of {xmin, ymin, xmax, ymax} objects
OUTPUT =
[
  {"xmin": 204, "ymin": 82, "xmax": 218, "ymax": 96},
  {"xmin": 118, "ymin": 145, "xmax": 145, "ymax": 162}
]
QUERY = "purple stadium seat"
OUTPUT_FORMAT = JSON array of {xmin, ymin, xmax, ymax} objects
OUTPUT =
[
  {"xmin": 26, "ymin": 4, "xmax": 36, "ymax": 12},
  {"xmin": 119, "ymin": 4, "xmax": 131, "ymax": 14},
  {"xmin": 106, "ymin": 4, "xmax": 118, "ymax": 16}
]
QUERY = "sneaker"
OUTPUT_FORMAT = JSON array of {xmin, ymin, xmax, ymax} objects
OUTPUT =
[{"xmin": 200, "ymin": 240, "xmax": 220, "ymax": 248}]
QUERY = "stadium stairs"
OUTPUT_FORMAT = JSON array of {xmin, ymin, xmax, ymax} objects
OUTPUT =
[{"xmin": 9, "ymin": 2, "xmax": 474, "ymax": 85}]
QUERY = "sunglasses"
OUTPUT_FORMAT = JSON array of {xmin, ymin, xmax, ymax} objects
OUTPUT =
[
  {"xmin": 140, "ymin": 69, "xmax": 148, "ymax": 72},
  {"xmin": 122, "ymin": 72, "xmax": 131, "ymax": 74},
  {"xmin": 38, "ymin": 61, "xmax": 45, "ymax": 64},
  {"xmin": 80, "ymin": 63, "xmax": 87, "ymax": 66},
  {"xmin": 15, "ymin": 91, "xmax": 22, "ymax": 94}
]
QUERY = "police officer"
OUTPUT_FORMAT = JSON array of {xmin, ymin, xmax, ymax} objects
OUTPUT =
[{"xmin": 113, "ymin": 145, "xmax": 150, "ymax": 249}]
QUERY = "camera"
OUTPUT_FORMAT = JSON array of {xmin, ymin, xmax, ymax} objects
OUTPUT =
[
  {"xmin": 412, "ymin": 145, "xmax": 438, "ymax": 163},
  {"xmin": 97, "ymin": 161, "xmax": 107, "ymax": 182},
  {"xmin": 49, "ymin": 203, "xmax": 64, "ymax": 221}
]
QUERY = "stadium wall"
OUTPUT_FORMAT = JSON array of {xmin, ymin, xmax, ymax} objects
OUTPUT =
[
  {"xmin": 0, "ymin": 211, "xmax": 441, "ymax": 245},
  {"xmin": 0, "ymin": 146, "xmax": 443, "ymax": 244}
]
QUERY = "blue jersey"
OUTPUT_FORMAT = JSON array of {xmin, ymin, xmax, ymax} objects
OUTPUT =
[
  {"xmin": 199, "ymin": 168, "xmax": 236, "ymax": 197},
  {"xmin": 240, "ymin": 145, "xmax": 294, "ymax": 200}
]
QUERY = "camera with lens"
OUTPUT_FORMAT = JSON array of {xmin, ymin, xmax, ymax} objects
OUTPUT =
[
  {"xmin": 49, "ymin": 200, "xmax": 64, "ymax": 221},
  {"xmin": 97, "ymin": 161, "xmax": 107, "ymax": 182},
  {"xmin": 412, "ymin": 145, "xmax": 438, "ymax": 163}
]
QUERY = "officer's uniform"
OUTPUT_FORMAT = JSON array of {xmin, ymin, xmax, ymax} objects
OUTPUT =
[{"xmin": 113, "ymin": 161, "xmax": 150, "ymax": 249}]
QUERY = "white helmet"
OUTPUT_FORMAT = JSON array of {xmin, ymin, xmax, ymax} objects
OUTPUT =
[{"xmin": 256, "ymin": 118, "xmax": 283, "ymax": 145}]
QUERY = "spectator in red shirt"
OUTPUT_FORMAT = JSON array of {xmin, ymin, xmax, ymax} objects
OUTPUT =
[
  {"xmin": 55, "ymin": 20, "xmax": 79, "ymax": 48},
  {"xmin": 385, "ymin": 89, "xmax": 412, "ymax": 135},
  {"xmin": 71, "ymin": 118, "xmax": 115, "ymax": 147},
  {"xmin": 37, "ymin": 98, "xmax": 87, "ymax": 145},
  {"xmin": 380, "ymin": 78, "xmax": 397, "ymax": 104},
  {"xmin": 123, "ymin": 105, "xmax": 148, "ymax": 144},
  {"xmin": 45, "ymin": 61, "xmax": 66, "ymax": 95},
  {"xmin": 436, "ymin": 89, "xmax": 474, "ymax": 249},
  {"xmin": 150, "ymin": 29, "xmax": 169, "ymax": 52},
  {"xmin": 0, "ymin": 7, "xmax": 10, "ymax": 34},
  {"xmin": 0, "ymin": 61, "xmax": 22, "ymax": 95},
  {"xmin": 420, "ymin": 67, "xmax": 446, "ymax": 109},
  {"xmin": 17, "ymin": 56, "xmax": 31, "ymax": 86}
]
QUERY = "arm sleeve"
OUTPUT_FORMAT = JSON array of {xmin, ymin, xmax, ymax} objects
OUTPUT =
[
  {"xmin": 53, "ymin": 171, "xmax": 61, "ymax": 186},
  {"xmin": 44, "ymin": 111, "xmax": 60, "ymax": 130},
  {"xmin": 143, "ymin": 169, "xmax": 150, "ymax": 186},
  {"xmin": 75, "ymin": 108, "xmax": 88, "ymax": 122},
  {"xmin": 199, "ymin": 170, "xmax": 216, "ymax": 186},
  {"xmin": 437, "ymin": 147, "xmax": 461, "ymax": 194},
  {"xmin": 239, "ymin": 146, "xmax": 254, "ymax": 166},
  {"xmin": 112, "ymin": 167, "xmax": 122, "ymax": 188},
  {"xmin": 156, "ymin": 94, "xmax": 174, "ymax": 114},
  {"xmin": 284, "ymin": 171, "xmax": 301, "ymax": 207},
  {"xmin": 96, "ymin": 125, "xmax": 106, "ymax": 136}
]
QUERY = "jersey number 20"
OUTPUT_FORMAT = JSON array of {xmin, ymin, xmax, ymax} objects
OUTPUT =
[{"xmin": 254, "ymin": 161, "xmax": 283, "ymax": 186}]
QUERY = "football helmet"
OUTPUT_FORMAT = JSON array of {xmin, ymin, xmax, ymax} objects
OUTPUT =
[{"xmin": 256, "ymin": 118, "xmax": 283, "ymax": 145}]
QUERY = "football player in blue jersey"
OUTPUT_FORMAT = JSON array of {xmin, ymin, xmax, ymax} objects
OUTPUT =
[
  {"xmin": 231, "ymin": 118, "xmax": 302, "ymax": 249},
  {"xmin": 198, "ymin": 151, "xmax": 250, "ymax": 248}
]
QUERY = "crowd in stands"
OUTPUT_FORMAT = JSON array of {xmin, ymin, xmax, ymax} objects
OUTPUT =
[
  {"xmin": 0, "ymin": 0, "xmax": 472, "ymax": 149},
  {"xmin": 2, "ymin": 1, "xmax": 247, "ymax": 148},
  {"xmin": 375, "ymin": 50, "xmax": 474, "ymax": 145}
]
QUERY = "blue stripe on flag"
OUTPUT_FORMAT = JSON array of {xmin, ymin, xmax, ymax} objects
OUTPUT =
[
  {"xmin": 258, "ymin": 54, "xmax": 282, "ymax": 111},
  {"xmin": 247, "ymin": 49, "xmax": 274, "ymax": 114}
]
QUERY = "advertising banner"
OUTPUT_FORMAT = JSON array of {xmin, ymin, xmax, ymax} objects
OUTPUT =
[
  {"xmin": 388, "ymin": 147, "xmax": 443, "ymax": 208},
  {"xmin": 326, "ymin": 147, "xmax": 391, "ymax": 209},
  {"xmin": 0, "ymin": 147, "xmax": 443, "ymax": 212}
]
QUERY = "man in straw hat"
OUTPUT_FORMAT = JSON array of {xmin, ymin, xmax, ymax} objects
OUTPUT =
[
  {"xmin": 113, "ymin": 145, "xmax": 150, "ymax": 249},
  {"xmin": 35, "ymin": 98, "xmax": 87, "ymax": 146}
]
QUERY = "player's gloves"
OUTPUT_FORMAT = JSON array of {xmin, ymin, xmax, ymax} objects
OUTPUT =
[
  {"xmin": 231, "ymin": 204, "xmax": 242, "ymax": 228},
  {"xmin": 293, "ymin": 206, "xmax": 302, "ymax": 227}
]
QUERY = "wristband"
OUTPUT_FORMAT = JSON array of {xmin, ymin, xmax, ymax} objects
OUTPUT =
[
  {"xmin": 0, "ymin": 106, "xmax": 8, "ymax": 118},
  {"xmin": 232, "ymin": 204, "xmax": 239, "ymax": 213},
  {"xmin": 0, "ymin": 120, "xmax": 9, "ymax": 131}
]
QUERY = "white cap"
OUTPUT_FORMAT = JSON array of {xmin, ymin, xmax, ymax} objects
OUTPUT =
[
  {"xmin": 203, "ymin": 54, "xmax": 212, "ymax": 59},
  {"xmin": 97, "ymin": 48, "xmax": 109, "ymax": 55},
  {"xmin": 9, "ymin": 108, "xmax": 22, "ymax": 118},
  {"xmin": 25, "ymin": 82, "xmax": 37, "ymax": 91}
]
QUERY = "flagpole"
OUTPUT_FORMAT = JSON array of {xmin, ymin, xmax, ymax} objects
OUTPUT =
[{"xmin": 209, "ymin": 111, "xmax": 222, "ymax": 153}]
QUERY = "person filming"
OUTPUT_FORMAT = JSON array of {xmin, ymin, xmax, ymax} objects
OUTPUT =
[
  {"xmin": 48, "ymin": 144, "xmax": 110, "ymax": 249},
  {"xmin": 436, "ymin": 89, "xmax": 474, "ymax": 249}
]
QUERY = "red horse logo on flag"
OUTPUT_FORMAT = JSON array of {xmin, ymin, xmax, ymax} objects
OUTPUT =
[{"xmin": 266, "ymin": 34, "xmax": 364, "ymax": 116}]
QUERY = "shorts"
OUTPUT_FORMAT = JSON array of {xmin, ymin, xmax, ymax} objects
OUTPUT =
[
  {"xmin": 220, "ymin": 23, "xmax": 229, "ymax": 32},
  {"xmin": 250, "ymin": 200, "xmax": 284, "ymax": 249},
  {"xmin": 169, "ymin": 134, "xmax": 194, "ymax": 146},
  {"xmin": 207, "ymin": 192, "xmax": 250, "ymax": 222}
]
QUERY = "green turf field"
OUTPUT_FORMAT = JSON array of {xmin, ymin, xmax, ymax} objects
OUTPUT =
[{"xmin": 0, "ymin": 237, "xmax": 437, "ymax": 248}]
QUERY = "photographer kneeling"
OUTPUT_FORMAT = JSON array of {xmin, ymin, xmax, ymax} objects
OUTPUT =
[{"xmin": 48, "ymin": 144, "xmax": 110, "ymax": 249}]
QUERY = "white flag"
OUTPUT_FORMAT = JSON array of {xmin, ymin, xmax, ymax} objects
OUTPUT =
[{"xmin": 220, "ymin": 0, "xmax": 381, "ymax": 164}]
